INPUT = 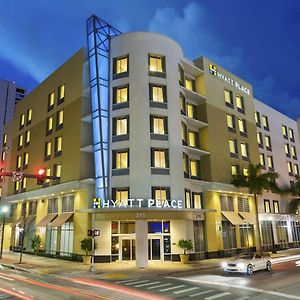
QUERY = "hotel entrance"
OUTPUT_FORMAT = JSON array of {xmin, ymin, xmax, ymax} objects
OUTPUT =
[
  {"xmin": 120, "ymin": 237, "xmax": 136, "ymax": 260},
  {"xmin": 148, "ymin": 237, "xmax": 162, "ymax": 260}
]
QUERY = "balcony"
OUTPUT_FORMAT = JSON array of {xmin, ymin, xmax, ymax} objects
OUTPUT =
[
  {"xmin": 182, "ymin": 115, "xmax": 207, "ymax": 129},
  {"xmin": 181, "ymin": 86, "xmax": 206, "ymax": 104},
  {"xmin": 183, "ymin": 145, "xmax": 209, "ymax": 157},
  {"xmin": 180, "ymin": 58, "xmax": 204, "ymax": 77}
]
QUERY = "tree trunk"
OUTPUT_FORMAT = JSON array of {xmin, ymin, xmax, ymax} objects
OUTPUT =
[
  {"xmin": 19, "ymin": 232, "xmax": 24, "ymax": 264},
  {"xmin": 253, "ymin": 194, "xmax": 263, "ymax": 252}
]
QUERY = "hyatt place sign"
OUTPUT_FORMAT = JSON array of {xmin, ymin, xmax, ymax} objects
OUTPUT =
[{"xmin": 209, "ymin": 64, "xmax": 251, "ymax": 96}]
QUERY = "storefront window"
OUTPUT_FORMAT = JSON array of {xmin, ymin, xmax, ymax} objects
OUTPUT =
[
  {"xmin": 60, "ymin": 222, "xmax": 74, "ymax": 256},
  {"xmin": 193, "ymin": 220, "xmax": 205, "ymax": 258},
  {"xmin": 240, "ymin": 224, "xmax": 254, "ymax": 248},
  {"xmin": 276, "ymin": 221, "xmax": 289, "ymax": 248},
  {"xmin": 112, "ymin": 221, "xmax": 119, "ymax": 234},
  {"xmin": 291, "ymin": 221, "xmax": 300, "ymax": 246},
  {"xmin": 261, "ymin": 221, "xmax": 273, "ymax": 251},
  {"xmin": 148, "ymin": 222, "xmax": 162, "ymax": 234},
  {"xmin": 222, "ymin": 221, "xmax": 237, "ymax": 253},
  {"xmin": 163, "ymin": 221, "xmax": 170, "ymax": 233},
  {"xmin": 111, "ymin": 236, "xmax": 119, "ymax": 255},
  {"xmin": 120, "ymin": 221, "xmax": 135, "ymax": 234}
]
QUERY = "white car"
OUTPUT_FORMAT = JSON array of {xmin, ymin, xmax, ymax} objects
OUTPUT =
[{"xmin": 222, "ymin": 253, "xmax": 272, "ymax": 275}]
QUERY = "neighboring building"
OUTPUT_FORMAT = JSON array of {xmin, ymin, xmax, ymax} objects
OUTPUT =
[
  {"xmin": 1, "ymin": 16, "xmax": 299, "ymax": 265},
  {"xmin": 254, "ymin": 99, "xmax": 300, "ymax": 250}
]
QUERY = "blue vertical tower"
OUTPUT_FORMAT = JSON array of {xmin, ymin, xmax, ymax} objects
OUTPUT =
[{"xmin": 87, "ymin": 16, "xmax": 121, "ymax": 202}]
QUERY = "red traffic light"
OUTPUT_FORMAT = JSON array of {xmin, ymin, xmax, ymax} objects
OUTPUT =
[
  {"xmin": 36, "ymin": 168, "xmax": 46, "ymax": 185},
  {"xmin": 38, "ymin": 168, "xmax": 45, "ymax": 176}
]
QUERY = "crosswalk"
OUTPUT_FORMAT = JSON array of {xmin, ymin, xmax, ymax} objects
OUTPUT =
[{"xmin": 114, "ymin": 278, "xmax": 250, "ymax": 299}]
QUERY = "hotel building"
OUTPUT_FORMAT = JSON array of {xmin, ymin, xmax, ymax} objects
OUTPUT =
[{"xmin": 1, "ymin": 16, "xmax": 299, "ymax": 267}]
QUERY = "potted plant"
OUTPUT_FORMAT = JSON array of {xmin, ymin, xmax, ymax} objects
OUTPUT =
[
  {"xmin": 31, "ymin": 235, "xmax": 42, "ymax": 256},
  {"xmin": 177, "ymin": 239, "xmax": 193, "ymax": 263},
  {"xmin": 80, "ymin": 238, "xmax": 93, "ymax": 265}
]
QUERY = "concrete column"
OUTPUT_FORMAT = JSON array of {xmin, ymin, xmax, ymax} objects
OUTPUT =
[
  {"xmin": 135, "ymin": 220, "xmax": 148, "ymax": 268},
  {"xmin": 272, "ymin": 221, "xmax": 278, "ymax": 244}
]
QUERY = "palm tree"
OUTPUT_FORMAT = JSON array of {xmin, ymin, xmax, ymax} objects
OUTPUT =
[{"xmin": 232, "ymin": 163, "xmax": 279, "ymax": 252}]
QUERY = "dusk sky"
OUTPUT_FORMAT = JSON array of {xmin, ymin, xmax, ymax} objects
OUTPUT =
[{"xmin": 0, "ymin": 0, "xmax": 299, "ymax": 119}]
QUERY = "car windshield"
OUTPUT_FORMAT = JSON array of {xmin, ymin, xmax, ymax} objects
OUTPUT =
[{"xmin": 235, "ymin": 253, "xmax": 254, "ymax": 260}]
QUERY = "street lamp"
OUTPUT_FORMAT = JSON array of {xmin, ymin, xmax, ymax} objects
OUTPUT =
[{"xmin": 0, "ymin": 206, "xmax": 9, "ymax": 259}]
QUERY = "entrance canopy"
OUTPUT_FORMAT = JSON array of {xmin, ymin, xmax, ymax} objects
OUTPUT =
[
  {"xmin": 48, "ymin": 213, "xmax": 73, "ymax": 227},
  {"xmin": 239, "ymin": 212, "xmax": 256, "ymax": 225},
  {"xmin": 221, "ymin": 211, "xmax": 245, "ymax": 225},
  {"xmin": 36, "ymin": 213, "xmax": 57, "ymax": 227}
]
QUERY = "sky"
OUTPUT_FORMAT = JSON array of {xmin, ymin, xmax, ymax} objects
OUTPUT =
[{"xmin": 0, "ymin": 0, "xmax": 299, "ymax": 119}]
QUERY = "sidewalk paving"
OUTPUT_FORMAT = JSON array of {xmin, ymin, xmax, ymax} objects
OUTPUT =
[{"xmin": 1, "ymin": 248, "xmax": 300, "ymax": 279}]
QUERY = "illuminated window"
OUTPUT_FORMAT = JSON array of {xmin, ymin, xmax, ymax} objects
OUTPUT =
[
  {"xmin": 287, "ymin": 161, "xmax": 293, "ymax": 173},
  {"xmin": 241, "ymin": 142, "xmax": 249, "ymax": 158},
  {"xmin": 18, "ymin": 134, "xmax": 23, "ymax": 148},
  {"xmin": 262, "ymin": 115, "xmax": 269, "ymax": 130},
  {"xmin": 180, "ymin": 93, "xmax": 186, "ymax": 114},
  {"xmin": 285, "ymin": 144, "xmax": 290, "ymax": 156},
  {"xmin": 178, "ymin": 64, "xmax": 184, "ymax": 85},
  {"xmin": 114, "ymin": 86, "xmax": 128, "ymax": 104},
  {"xmin": 45, "ymin": 168, "xmax": 51, "ymax": 183},
  {"xmin": 193, "ymin": 193, "xmax": 202, "ymax": 209},
  {"xmin": 57, "ymin": 110, "xmax": 64, "ymax": 128},
  {"xmin": 25, "ymin": 130, "xmax": 30, "ymax": 144},
  {"xmin": 27, "ymin": 109, "xmax": 32, "ymax": 123},
  {"xmin": 282, "ymin": 125, "xmax": 288, "ymax": 138},
  {"xmin": 21, "ymin": 178, "xmax": 27, "ymax": 190},
  {"xmin": 238, "ymin": 118, "xmax": 247, "ymax": 134},
  {"xmin": 3, "ymin": 134, "xmax": 7, "ymax": 146},
  {"xmin": 185, "ymin": 190, "xmax": 191, "ymax": 208},
  {"xmin": 227, "ymin": 114, "xmax": 235, "ymax": 130},
  {"xmin": 229, "ymin": 139, "xmax": 238, "ymax": 155},
  {"xmin": 16, "ymin": 156, "xmax": 22, "ymax": 169},
  {"xmin": 231, "ymin": 165, "xmax": 239, "ymax": 176},
  {"xmin": 265, "ymin": 135, "xmax": 271, "ymax": 149},
  {"xmin": 188, "ymin": 130, "xmax": 198, "ymax": 148},
  {"xmin": 46, "ymin": 116, "xmax": 53, "ymax": 133},
  {"xmin": 264, "ymin": 200, "xmax": 271, "ymax": 213},
  {"xmin": 152, "ymin": 149, "xmax": 168, "ymax": 168},
  {"xmin": 185, "ymin": 77, "xmax": 194, "ymax": 91},
  {"xmin": 58, "ymin": 84, "xmax": 65, "ymax": 101},
  {"xmin": 187, "ymin": 103, "xmax": 197, "ymax": 119},
  {"xmin": 190, "ymin": 159, "xmax": 200, "ymax": 178},
  {"xmin": 114, "ymin": 150, "xmax": 129, "ymax": 169},
  {"xmin": 273, "ymin": 201, "xmax": 279, "ymax": 214},
  {"xmin": 150, "ymin": 84, "xmax": 166, "ymax": 102},
  {"xmin": 20, "ymin": 114, "xmax": 25, "ymax": 128},
  {"xmin": 45, "ymin": 141, "xmax": 52, "ymax": 157},
  {"xmin": 113, "ymin": 55, "xmax": 129, "ymax": 77},
  {"xmin": 267, "ymin": 156, "xmax": 274, "ymax": 169},
  {"xmin": 243, "ymin": 168, "xmax": 248, "ymax": 176},
  {"xmin": 291, "ymin": 146, "xmax": 297, "ymax": 159},
  {"xmin": 260, "ymin": 153, "xmax": 265, "ymax": 167},
  {"xmin": 48, "ymin": 92, "xmax": 55, "ymax": 110},
  {"xmin": 183, "ymin": 153, "xmax": 189, "ymax": 175},
  {"xmin": 152, "ymin": 187, "xmax": 169, "ymax": 202},
  {"xmin": 289, "ymin": 128, "xmax": 295, "ymax": 141},
  {"xmin": 1, "ymin": 151, "xmax": 5, "ymax": 161},
  {"xmin": 294, "ymin": 164, "xmax": 299, "ymax": 175},
  {"xmin": 224, "ymin": 90, "xmax": 233, "ymax": 106},
  {"xmin": 55, "ymin": 136, "xmax": 63, "ymax": 153},
  {"xmin": 181, "ymin": 122, "xmax": 187, "ymax": 145},
  {"xmin": 115, "ymin": 189, "xmax": 129, "ymax": 204},
  {"xmin": 257, "ymin": 132, "xmax": 263, "ymax": 145},
  {"xmin": 255, "ymin": 111, "xmax": 260, "ymax": 125},
  {"xmin": 151, "ymin": 116, "xmax": 167, "ymax": 135},
  {"xmin": 149, "ymin": 55, "xmax": 164, "ymax": 73},
  {"xmin": 14, "ymin": 180, "xmax": 20, "ymax": 192},
  {"xmin": 23, "ymin": 152, "xmax": 29, "ymax": 167},
  {"xmin": 236, "ymin": 95, "xmax": 245, "ymax": 111},
  {"xmin": 114, "ymin": 117, "xmax": 128, "ymax": 136},
  {"xmin": 55, "ymin": 164, "xmax": 62, "ymax": 178}
]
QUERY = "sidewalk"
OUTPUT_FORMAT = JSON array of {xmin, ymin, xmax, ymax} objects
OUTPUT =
[{"xmin": 1, "ymin": 248, "xmax": 300, "ymax": 279}]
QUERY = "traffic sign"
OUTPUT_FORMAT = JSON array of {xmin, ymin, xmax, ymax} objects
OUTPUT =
[
  {"xmin": 93, "ymin": 229, "xmax": 100, "ymax": 237},
  {"xmin": 12, "ymin": 171, "xmax": 23, "ymax": 182}
]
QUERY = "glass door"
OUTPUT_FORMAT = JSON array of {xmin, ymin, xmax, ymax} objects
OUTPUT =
[
  {"xmin": 121, "ymin": 238, "xmax": 136, "ymax": 260},
  {"xmin": 148, "ymin": 237, "xmax": 162, "ymax": 260}
]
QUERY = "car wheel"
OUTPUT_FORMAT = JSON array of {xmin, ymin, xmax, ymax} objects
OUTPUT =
[
  {"xmin": 247, "ymin": 264, "xmax": 253, "ymax": 275},
  {"xmin": 266, "ymin": 261, "xmax": 272, "ymax": 271}
]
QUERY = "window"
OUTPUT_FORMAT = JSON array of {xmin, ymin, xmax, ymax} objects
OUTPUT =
[
  {"xmin": 3, "ymin": 134, "xmax": 7, "ymax": 147},
  {"xmin": 152, "ymin": 187, "xmax": 170, "ymax": 202},
  {"xmin": 267, "ymin": 156, "xmax": 274, "ymax": 169},
  {"xmin": 149, "ymin": 54, "xmax": 165, "ymax": 74},
  {"xmin": 238, "ymin": 118, "xmax": 247, "ymax": 134},
  {"xmin": 255, "ymin": 111, "xmax": 261, "ymax": 126},
  {"xmin": 48, "ymin": 92, "xmax": 55, "ymax": 110},
  {"xmin": 262, "ymin": 115, "xmax": 269, "ymax": 130},
  {"xmin": 273, "ymin": 200, "xmax": 279, "ymax": 214},
  {"xmin": 240, "ymin": 142, "xmax": 249, "ymax": 158},
  {"xmin": 185, "ymin": 190, "xmax": 191, "ymax": 208},
  {"xmin": 181, "ymin": 122, "xmax": 187, "ymax": 145},
  {"xmin": 29, "ymin": 201, "xmax": 37, "ymax": 216},
  {"xmin": 45, "ymin": 167, "xmax": 51, "ymax": 184},
  {"xmin": 224, "ymin": 90, "xmax": 233, "ymax": 107},
  {"xmin": 289, "ymin": 128, "xmax": 295, "ymax": 142},
  {"xmin": 185, "ymin": 77, "xmax": 195, "ymax": 91},
  {"xmin": 188, "ymin": 130, "xmax": 198, "ymax": 148},
  {"xmin": 48, "ymin": 198, "xmax": 58, "ymax": 214},
  {"xmin": 21, "ymin": 178, "xmax": 27, "ymax": 190},
  {"xmin": 54, "ymin": 164, "xmax": 62, "ymax": 178},
  {"xmin": 1, "ymin": 151, "xmax": 5, "ymax": 162},
  {"xmin": 260, "ymin": 153, "xmax": 266, "ymax": 167},
  {"xmin": 113, "ymin": 188, "xmax": 129, "ymax": 205},
  {"xmin": 287, "ymin": 161, "xmax": 293, "ymax": 174},
  {"xmin": 23, "ymin": 152, "xmax": 29, "ymax": 168},
  {"xmin": 24, "ymin": 130, "xmax": 30, "ymax": 146},
  {"xmin": 180, "ymin": 93, "xmax": 186, "ymax": 114},
  {"xmin": 57, "ymin": 110, "xmax": 64, "ymax": 129},
  {"xmin": 150, "ymin": 84, "xmax": 166, "ymax": 103},
  {"xmin": 282, "ymin": 125, "xmax": 288, "ymax": 138},
  {"xmin": 58, "ymin": 84, "xmax": 65, "ymax": 103},
  {"xmin": 183, "ymin": 153, "xmax": 189, "ymax": 177},
  {"xmin": 231, "ymin": 165, "xmax": 239, "ymax": 176},
  {"xmin": 291, "ymin": 146, "xmax": 297, "ymax": 159},
  {"xmin": 150, "ymin": 116, "xmax": 167, "ymax": 135},
  {"xmin": 151, "ymin": 149, "xmax": 169, "ymax": 168},
  {"xmin": 187, "ymin": 103, "xmax": 197, "ymax": 119},
  {"xmin": 113, "ymin": 117, "xmax": 128, "ymax": 136},
  {"xmin": 238, "ymin": 197, "xmax": 250, "ymax": 212},
  {"xmin": 229, "ymin": 139, "xmax": 238, "ymax": 156},
  {"xmin": 227, "ymin": 114, "xmax": 236, "ymax": 130},
  {"xmin": 114, "ymin": 55, "xmax": 128, "ymax": 75},
  {"xmin": 16, "ymin": 156, "xmax": 22, "ymax": 169},
  {"xmin": 46, "ymin": 116, "xmax": 53, "ymax": 134},
  {"xmin": 264, "ymin": 199, "xmax": 271, "ymax": 213},
  {"xmin": 178, "ymin": 64, "xmax": 184, "ymax": 86},
  {"xmin": 193, "ymin": 193, "xmax": 202, "ymax": 209},
  {"xmin": 20, "ymin": 114, "xmax": 25, "ymax": 129},
  {"xmin": 264, "ymin": 135, "xmax": 271, "ymax": 150},
  {"xmin": 113, "ymin": 85, "xmax": 128, "ymax": 104},
  {"xmin": 45, "ymin": 141, "xmax": 52, "ymax": 158},
  {"xmin": 236, "ymin": 95, "xmax": 245, "ymax": 112},
  {"xmin": 18, "ymin": 134, "xmax": 23, "ymax": 148},
  {"xmin": 55, "ymin": 136, "xmax": 63, "ymax": 154},
  {"xmin": 62, "ymin": 195, "xmax": 74, "ymax": 212},
  {"xmin": 190, "ymin": 159, "xmax": 200, "ymax": 178},
  {"xmin": 243, "ymin": 168, "xmax": 248, "ymax": 176},
  {"xmin": 257, "ymin": 132, "xmax": 263, "ymax": 146},
  {"xmin": 114, "ymin": 150, "xmax": 129, "ymax": 169},
  {"xmin": 220, "ymin": 195, "xmax": 234, "ymax": 211},
  {"xmin": 294, "ymin": 164, "xmax": 299, "ymax": 175},
  {"xmin": 27, "ymin": 109, "xmax": 32, "ymax": 124},
  {"xmin": 14, "ymin": 180, "xmax": 20, "ymax": 192}
]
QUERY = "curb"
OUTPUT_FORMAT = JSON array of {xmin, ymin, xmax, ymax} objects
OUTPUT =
[{"xmin": 0, "ymin": 263, "xmax": 37, "ymax": 274}]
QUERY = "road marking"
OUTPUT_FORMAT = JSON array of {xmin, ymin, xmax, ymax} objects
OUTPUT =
[
  {"xmin": 147, "ymin": 283, "xmax": 172, "ymax": 290},
  {"xmin": 189, "ymin": 290, "xmax": 215, "ymax": 297},
  {"xmin": 205, "ymin": 292, "xmax": 231, "ymax": 299},
  {"xmin": 116, "ymin": 278, "xmax": 140, "ymax": 283},
  {"xmin": 159, "ymin": 285, "xmax": 185, "ymax": 292},
  {"xmin": 135, "ymin": 281, "xmax": 160, "ymax": 287},
  {"xmin": 125, "ymin": 280, "xmax": 149, "ymax": 285},
  {"xmin": 235, "ymin": 297, "xmax": 249, "ymax": 300},
  {"xmin": 173, "ymin": 287, "xmax": 199, "ymax": 294},
  {"xmin": 0, "ymin": 275, "xmax": 14, "ymax": 281}
]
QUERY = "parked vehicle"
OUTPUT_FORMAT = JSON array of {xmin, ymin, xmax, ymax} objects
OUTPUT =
[{"xmin": 222, "ymin": 252, "xmax": 272, "ymax": 275}]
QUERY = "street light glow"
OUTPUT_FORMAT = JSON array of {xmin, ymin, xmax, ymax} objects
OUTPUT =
[{"xmin": 1, "ymin": 207, "xmax": 8, "ymax": 214}]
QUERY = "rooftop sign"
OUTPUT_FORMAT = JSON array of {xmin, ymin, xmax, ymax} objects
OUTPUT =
[{"xmin": 209, "ymin": 64, "xmax": 250, "ymax": 96}]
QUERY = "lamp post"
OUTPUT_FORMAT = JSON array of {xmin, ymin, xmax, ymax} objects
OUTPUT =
[{"xmin": 0, "ymin": 206, "xmax": 9, "ymax": 259}]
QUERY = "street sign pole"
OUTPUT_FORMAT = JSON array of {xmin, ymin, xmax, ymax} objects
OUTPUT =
[{"xmin": 90, "ymin": 212, "xmax": 95, "ymax": 272}]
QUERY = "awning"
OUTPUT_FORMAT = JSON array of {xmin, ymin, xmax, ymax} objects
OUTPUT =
[
  {"xmin": 221, "ymin": 211, "xmax": 245, "ymax": 225},
  {"xmin": 36, "ymin": 214, "xmax": 57, "ymax": 227},
  {"xmin": 239, "ymin": 212, "xmax": 256, "ymax": 225},
  {"xmin": 25, "ymin": 215, "xmax": 36, "ymax": 226},
  {"xmin": 10, "ymin": 216, "xmax": 24, "ymax": 227},
  {"xmin": 48, "ymin": 213, "xmax": 73, "ymax": 227}
]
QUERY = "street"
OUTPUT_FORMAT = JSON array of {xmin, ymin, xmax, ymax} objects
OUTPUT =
[{"xmin": 0, "ymin": 259, "xmax": 300, "ymax": 299}]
